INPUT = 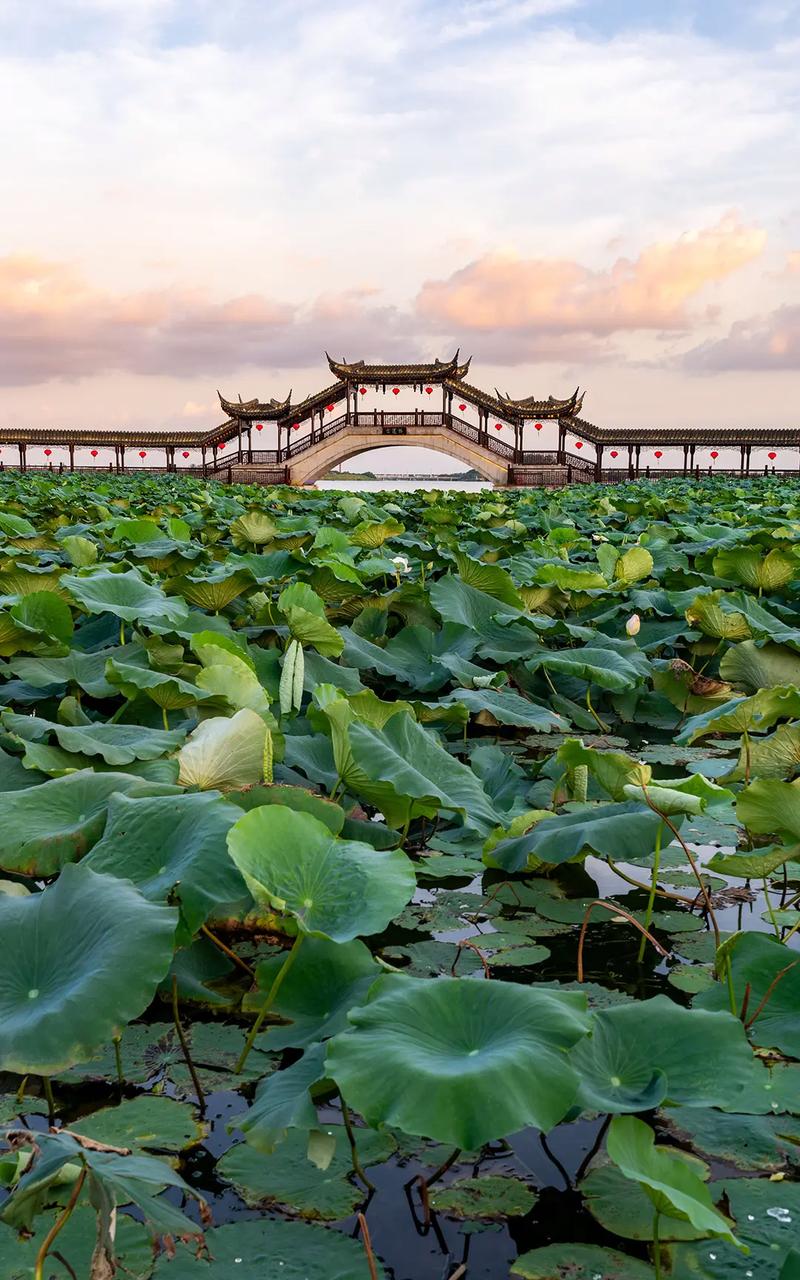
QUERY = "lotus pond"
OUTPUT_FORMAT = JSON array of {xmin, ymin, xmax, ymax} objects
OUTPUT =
[{"xmin": 2, "ymin": 471, "xmax": 800, "ymax": 1280}]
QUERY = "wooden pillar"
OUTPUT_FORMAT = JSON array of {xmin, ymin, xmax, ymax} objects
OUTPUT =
[
  {"xmin": 558, "ymin": 422, "xmax": 566, "ymax": 463},
  {"xmin": 746, "ymin": 444, "xmax": 752, "ymax": 474},
  {"xmin": 120, "ymin": 446, "xmax": 126, "ymax": 473},
  {"xmin": 635, "ymin": 445, "xmax": 641, "ymax": 476},
  {"xmin": 19, "ymin": 443, "xmax": 26, "ymax": 473},
  {"xmin": 201, "ymin": 444, "xmax": 206, "ymax": 473},
  {"xmin": 682, "ymin": 444, "xmax": 688, "ymax": 475},
  {"xmin": 68, "ymin": 444, "xmax": 74, "ymax": 472},
  {"xmin": 595, "ymin": 444, "xmax": 603, "ymax": 481}
]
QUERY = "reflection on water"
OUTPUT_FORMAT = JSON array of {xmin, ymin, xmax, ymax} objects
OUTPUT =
[{"xmin": 316, "ymin": 479, "xmax": 492, "ymax": 492}]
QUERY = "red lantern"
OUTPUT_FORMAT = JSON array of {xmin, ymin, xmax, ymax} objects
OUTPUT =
[
  {"xmin": 182, "ymin": 450, "xmax": 190, "ymax": 458},
  {"xmin": 359, "ymin": 387, "xmax": 367, "ymax": 396},
  {"xmin": 654, "ymin": 450, "xmax": 663, "ymax": 459},
  {"xmin": 326, "ymin": 403, "xmax": 335, "ymax": 412},
  {"xmin": 534, "ymin": 423, "xmax": 543, "ymax": 432},
  {"xmin": 458, "ymin": 404, "xmax": 466, "ymax": 412},
  {"xmin": 710, "ymin": 450, "xmax": 719, "ymax": 460},
  {"xmin": 575, "ymin": 441, "xmax": 583, "ymax": 450},
  {"xmin": 44, "ymin": 448, "xmax": 51, "ymax": 456},
  {"xmin": 255, "ymin": 423, "xmax": 263, "ymax": 431},
  {"xmin": 768, "ymin": 451, "xmax": 777, "ymax": 460},
  {"xmin": 292, "ymin": 423, "xmax": 299, "ymax": 431},
  {"xmin": 610, "ymin": 450, "xmax": 619, "ymax": 458},
  {"xmin": 218, "ymin": 442, "xmax": 224, "ymax": 451},
  {"xmin": 392, "ymin": 387, "xmax": 400, "ymax": 396},
  {"xmin": 495, "ymin": 423, "xmax": 502, "ymax": 431},
  {"xmin": 139, "ymin": 450, "xmax": 147, "ymax": 458},
  {"xmin": 91, "ymin": 449, "xmax": 98, "ymax": 458},
  {"xmin": 425, "ymin": 386, "xmax": 433, "ymax": 395}
]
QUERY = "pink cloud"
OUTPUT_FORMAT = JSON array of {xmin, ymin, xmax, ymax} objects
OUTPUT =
[
  {"xmin": 685, "ymin": 305, "xmax": 800, "ymax": 371},
  {"xmin": 415, "ymin": 217, "xmax": 766, "ymax": 341}
]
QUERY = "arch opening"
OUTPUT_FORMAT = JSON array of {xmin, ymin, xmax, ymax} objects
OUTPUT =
[{"xmin": 287, "ymin": 432, "xmax": 509, "ymax": 486}]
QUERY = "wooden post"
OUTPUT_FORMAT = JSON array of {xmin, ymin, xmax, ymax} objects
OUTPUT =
[
  {"xmin": 19, "ymin": 443, "xmax": 26, "ymax": 473},
  {"xmin": 68, "ymin": 444, "xmax": 74, "ymax": 472},
  {"xmin": 595, "ymin": 445, "xmax": 603, "ymax": 481}
]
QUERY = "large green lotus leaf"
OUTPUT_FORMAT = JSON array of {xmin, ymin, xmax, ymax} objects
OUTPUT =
[
  {"xmin": 0, "ymin": 769, "xmax": 176, "ymax": 875},
  {"xmin": 0, "ymin": 512, "xmax": 37, "ymax": 539},
  {"xmin": 238, "ymin": 1042, "xmax": 327, "ymax": 1152},
  {"xmin": 230, "ymin": 510, "xmax": 280, "ymax": 547},
  {"xmin": 511, "ymin": 1243, "xmax": 655, "ymax": 1278},
  {"xmin": 615, "ymin": 545, "xmax": 654, "ymax": 585},
  {"xmin": 227, "ymin": 806, "xmax": 415, "ymax": 941},
  {"xmin": 694, "ymin": 932, "xmax": 800, "ymax": 1056},
  {"xmin": 0, "ymin": 1205, "xmax": 153, "ymax": 1280},
  {"xmin": 677, "ymin": 686, "xmax": 800, "ymax": 745},
  {"xmin": 0, "ymin": 863, "xmax": 177, "ymax": 1074},
  {"xmin": 488, "ymin": 802, "xmax": 668, "ymax": 872},
  {"xmin": 718, "ymin": 1061, "xmax": 800, "ymax": 1115},
  {"xmin": 720, "ymin": 640, "xmax": 800, "ymax": 692},
  {"xmin": 708, "ymin": 842, "xmax": 800, "ymax": 878},
  {"xmin": 556, "ymin": 738, "xmax": 651, "ymax": 800},
  {"xmin": 229, "ymin": 783, "xmax": 342, "ymax": 833},
  {"xmin": 83, "ymin": 791, "xmax": 246, "ymax": 936},
  {"xmin": 152, "ymin": 1218, "xmax": 383, "ymax": 1279},
  {"xmin": 714, "ymin": 546, "xmax": 798, "ymax": 591},
  {"xmin": 63, "ymin": 1020, "xmax": 276, "ymax": 1090},
  {"xmin": 737, "ymin": 778, "xmax": 800, "ymax": 839},
  {"xmin": 60, "ymin": 533, "xmax": 99, "ymax": 566},
  {"xmin": 669, "ymin": 1179, "xmax": 800, "ymax": 1280},
  {"xmin": 571, "ymin": 997, "xmax": 763, "ymax": 1114},
  {"xmin": 105, "ymin": 657, "xmax": 211, "ymax": 710},
  {"xmin": 430, "ymin": 1174, "xmax": 536, "ymax": 1220},
  {"xmin": 63, "ymin": 568, "xmax": 189, "ymax": 625},
  {"xmin": 725, "ymin": 724, "xmax": 800, "ymax": 781},
  {"xmin": 526, "ymin": 644, "xmax": 649, "ymax": 692},
  {"xmin": 326, "ymin": 974, "xmax": 590, "ymax": 1148},
  {"xmin": 110, "ymin": 516, "xmax": 163, "ymax": 542},
  {"xmin": 606, "ymin": 1116, "xmax": 740, "ymax": 1246},
  {"xmin": 169, "ymin": 568, "xmax": 252, "ymax": 611},
  {"xmin": 283, "ymin": 604, "xmax": 343, "ymax": 657},
  {"xmin": 454, "ymin": 550, "xmax": 526, "ymax": 607},
  {"xmin": 245, "ymin": 936, "xmax": 379, "ymax": 1048},
  {"xmin": 441, "ymin": 686, "xmax": 566, "ymax": 731},
  {"xmin": 219, "ymin": 1125, "xmax": 395, "ymax": 1219},
  {"xmin": 581, "ymin": 1163, "xmax": 709, "ymax": 1242},
  {"xmin": 341, "ymin": 626, "xmax": 448, "ymax": 692},
  {"xmin": 0, "ymin": 612, "xmax": 39, "ymax": 656},
  {"xmin": 348, "ymin": 712, "xmax": 502, "ymax": 836},
  {"xmin": 349, "ymin": 515, "xmax": 404, "ymax": 547},
  {"xmin": 4, "ymin": 711, "xmax": 187, "ymax": 765},
  {"xmin": 10, "ymin": 591, "xmax": 73, "ymax": 644},
  {"xmin": 685, "ymin": 591, "xmax": 752, "ymax": 640},
  {"xmin": 177, "ymin": 708, "xmax": 267, "ymax": 789},
  {"xmin": 536, "ymin": 563, "xmax": 608, "ymax": 590},
  {"xmin": 0, "ymin": 746, "xmax": 44, "ymax": 790},
  {"xmin": 9, "ymin": 650, "xmax": 116, "ymax": 697},
  {"xmin": 71, "ymin": 1095, "xmax": 205, "ymax": 1154},
  {"xmin": 662, "ymin": 1106, "xmax": 800, "ymax": 1173},
  {"xmin": 190, "ymin": 628, "xmax": 256, "ymax": 671},
  {"xmin": 196, "ymin": 661, "xmax": 270, "ymax": 712}
]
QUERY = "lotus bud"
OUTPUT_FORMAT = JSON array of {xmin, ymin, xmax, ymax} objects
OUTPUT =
[{"xmin": 625, "ymin": 613, "xmax": 641, "ymax": 637}]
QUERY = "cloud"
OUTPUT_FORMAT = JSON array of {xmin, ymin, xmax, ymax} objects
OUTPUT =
[
  {"xmin": 685, "ymin": 305, "xmax": 800, "ymax": 371},
  {"xmin": 0, "ymin": 255, "xmax": 421, "ymax": 386},
  {"xmin": 416, "ymin": 217, "xmax": 766, "ymax": 348}
]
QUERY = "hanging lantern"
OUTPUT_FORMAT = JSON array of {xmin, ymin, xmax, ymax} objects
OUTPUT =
[
  {"xmin": 425, "ymin": 386, "xmax": 433, "ymax": 395},
  {"xmin": 44, "ymin": 448, "xmax": 52, "ymax": 456},
  {"xmin": 575, "ymin": 441, "xmax": 583, "ymax": 450},
  {"xmin": 90, "ymin": 449, "xmax": 98, "ymax": 457},
  {"xmin": 182, "ymin": 450, "xmax": 190, "ymax": 458},
  {"xmin": 218, "ymin": 442, "xmax": 225, "ymax": 451},
  {"xmin": 458, "ymin": 403, "xmax": 467, "ymax": 412},
  {"xmin": 392, "ymin": 387, "xmax": 400, "ymax": 396},
  {"xmin": 326, "ymin": 403, "xmax": 335, "ymax": 412},
  {"xmin": 710, "ymin": 450, "xmax": 719, "ymax": 460},
  {"xmin": 292, "ymin": 423, "xmax": 300, "ymax": 431},
  {"xmin": 654, "ymin": 450, "xmax": 663, "ymax": 459},
  {"xmin": 359, "ymin": 387, "xmax": 367, "ymax": 396},
  {"xmin": 255, "ymin": 423, "xmax": 264, "ymax": 431},
  {"xmin": 494, "ymin": 423, "xmax": 502, "ymax": 431},
  {"xmin": 534, "ymin": 423, "xmax": 543, "ymax": 432},
  {"xmin": 768, "ymin": 451, "xmax": 777, "ymax": 460},
  {"xmin": 610, "ymin": 450, "xmax": 619, "ymax": 458},
  {"xmin": 139, "ymin": 450, "xmax": 147, "ymax": 458}
]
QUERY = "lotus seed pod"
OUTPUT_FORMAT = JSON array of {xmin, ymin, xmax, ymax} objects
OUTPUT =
[
  {"xmin": 572, "ymin": 764, "xmax": 589, "ymax": 803},
  {"xmin": 262, "ymin": 725, "xmax": 274, "ymax": 785},
  {"xmin": 625, "ymin": 613, "xmax": 641, "ymax": 636}
]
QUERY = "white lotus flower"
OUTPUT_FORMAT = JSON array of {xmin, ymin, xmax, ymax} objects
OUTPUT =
[
  {"xmin": 625, "ymin": 613, "xmax": 641, "ymax": 637},
  {"xmin": 391, "ymin": 555, "xmax": 410, "ymax": 574}
]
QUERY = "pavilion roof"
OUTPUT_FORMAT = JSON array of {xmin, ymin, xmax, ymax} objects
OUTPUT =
[
  {"xmin": 497, "ymin": 387, "xmax": 584, "ymax": 419},
  {"xmin": 326, "ymin": 351, "xmax": 471, "ymax": 384},
  {"xmin": 217, "ymin": 391, "xmax": 292, "ymax": 421},
  {"xmin": 565, "ymin": 418, "xmax": 800, "ymax": 448}
]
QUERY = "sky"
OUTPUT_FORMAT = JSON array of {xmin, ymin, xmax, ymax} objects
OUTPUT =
[{"xmin": 0, "ymin": 0, "xmax": 798, "ymax": 466}]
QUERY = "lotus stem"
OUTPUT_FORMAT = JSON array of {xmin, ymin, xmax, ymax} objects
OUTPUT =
[
  {"xmin": 739, "ymin": 981, "xmax": 752, "ymax": 1024},
  {"xmin": 637, "ymin": 822, "xmax": 663, "ymax": 962},
  {"xmin": 340, "ymin": 1093, "xmax": 375, "ymax": 1192},
  {"xmin": 119, "ymin": 621, "xmax": 125, "ymax": 645},
  {"xmin": 577, "ymin": 900, "xmax": 669, "ymax": 983},
  {"xmin": 652, "ymin": 1210, "xmax": 662, "ymax": 1280},
  {"xmin": 450, "ymin": 938, "xmax": 491, "ymax": 979},
  {"xmin": 15, "ymin": 1076, "xmax": 28, "ymax": 1105},
  {"xmin": 763, "ymin": 877, "xmax": 781, "ymax": 939},
  {"xmin": 113, "ymin": 1036, "xmax": 124, "ymax": 1091},
  {"xmin": 357, "ymin": 1212, "xmax": 379, "ymax": 1280},
  {"xmin": 34, "ymin": 1164, "xmax": 86, "ymax": 1280},
  {"xmin": 726, "ymin": 956, "xmax": 738, "ymax": 1017},
  {"xmin": 42, "ymin": 1076, "xmax": 55, "ymax": 1121},
  {"xmin": 742, "ymin": 727, "xmax": 751, "ymax": 784},
  {"xmin": 200, "ymin": 924, "xmax": 255, "ymax": 977},
  {"xmin": 585, "ymin": 685, "xmax": 609, "ymax": 733},
  {"xmin": 171, "ymin": 975, "xmax": 205, "ymax": 1113},
  {"xmin": 744, "ymin": 959, "xmax": 800, "ymax": 1032},
  {"xmin": 162, "ymin": 707, "xmax": 169, "ymax": 731},
  {"xmin": 640, "ymin": 792, "xmax": 721, "ymax": 948},
  {"xmin": 235, "ymin": 932, "xmax": 304, "ymax": 1074},
  {"xmin": 604, "ymin": 856, "xmax": 694, "ymax": 907},
  {"xmin": 781, "ymin": 915, "xmax": 800, "ymax": 946},
  {"xmin": 423, "ymin": 1146, "xmax": 461, "ymax": 1190}
]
